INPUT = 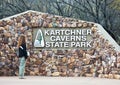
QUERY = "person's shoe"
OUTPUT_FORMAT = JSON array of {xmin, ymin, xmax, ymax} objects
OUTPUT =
[{"xmin": 19, "ymin": 77, "xmax": 26, "ymax": 79}]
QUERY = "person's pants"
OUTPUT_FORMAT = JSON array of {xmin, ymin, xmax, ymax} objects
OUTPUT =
[{"xmin": 19, "ymin": 57, "xmax": 26, "ymax": 78}]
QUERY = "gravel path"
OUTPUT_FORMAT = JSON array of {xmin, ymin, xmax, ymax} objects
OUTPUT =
[{"xmin": 0, "ymin": 76, "xmax": 120, "ymax": 85}]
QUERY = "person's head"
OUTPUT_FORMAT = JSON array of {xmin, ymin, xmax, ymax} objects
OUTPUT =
[{"xmin": 17, "ymin": 34, "xmax": 26, "ymax": 47}]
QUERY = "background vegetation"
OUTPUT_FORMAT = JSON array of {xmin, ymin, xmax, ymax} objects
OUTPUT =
[{"xmin": 0, "ymin": 0, "xmax": 120, "ymax": 45}]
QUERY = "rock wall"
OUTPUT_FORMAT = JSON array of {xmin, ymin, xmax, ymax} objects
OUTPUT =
[{"xmin": 0, "ymin": 11, "xmax": 120, "ymax": 79}]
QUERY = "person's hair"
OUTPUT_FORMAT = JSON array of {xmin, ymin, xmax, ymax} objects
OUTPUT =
[{"xmin": 17, "ymin": 34, "xmax": 26, "ymax": 47}]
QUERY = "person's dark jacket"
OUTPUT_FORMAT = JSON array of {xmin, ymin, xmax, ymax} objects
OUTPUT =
[{"xmin": 19, "ymin": 43, "xmax": 28, "ymax": 59}]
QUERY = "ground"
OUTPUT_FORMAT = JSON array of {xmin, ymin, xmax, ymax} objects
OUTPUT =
[{"xmin": 0, "ymin": 76, "xmax": 120, "ymax": 85}]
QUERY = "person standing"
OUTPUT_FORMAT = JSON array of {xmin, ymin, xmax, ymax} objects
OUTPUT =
[{"xmin": 17, "ymin": 34, "xmax": 28, "ymax": 79}]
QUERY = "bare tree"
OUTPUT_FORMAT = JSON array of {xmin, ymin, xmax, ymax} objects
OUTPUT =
[{"xmin": 0, "ymin": 0, "xmax": 119, "ymax": 44}]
